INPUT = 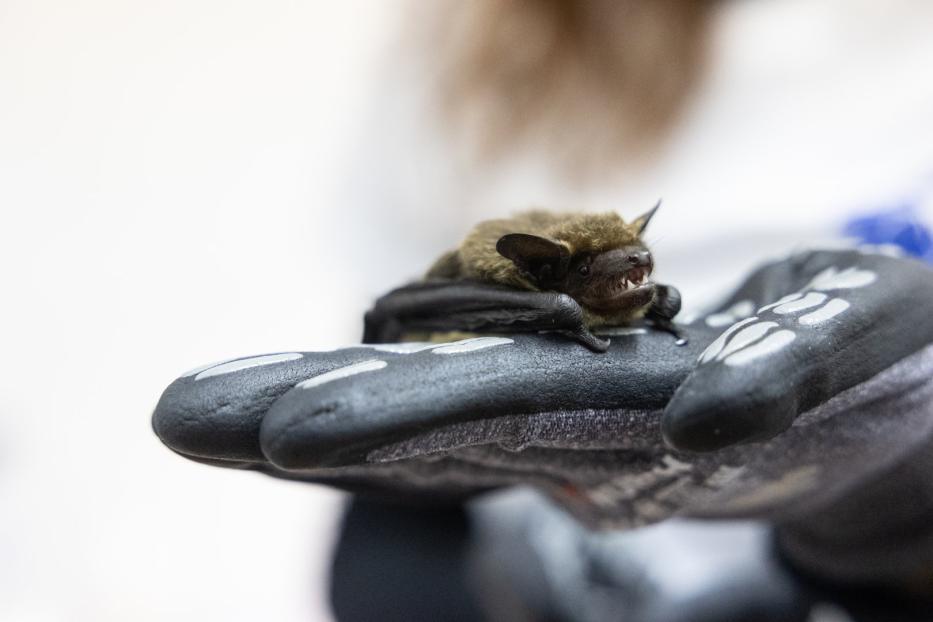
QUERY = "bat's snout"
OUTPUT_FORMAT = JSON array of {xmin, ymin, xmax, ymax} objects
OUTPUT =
[{"xmin": 594, "ymin": 247, "xmax": 653, "ymax": 276}]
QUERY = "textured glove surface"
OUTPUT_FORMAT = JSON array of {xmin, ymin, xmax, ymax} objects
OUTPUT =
[{"xmin": 153, "ymin": 249, "xmax": 933, "ymax": 530}]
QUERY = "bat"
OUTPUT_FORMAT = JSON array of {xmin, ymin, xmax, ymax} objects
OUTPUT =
[{"xmin": 363, "ymin": 203, "xmax": 683, "ymax": 352}]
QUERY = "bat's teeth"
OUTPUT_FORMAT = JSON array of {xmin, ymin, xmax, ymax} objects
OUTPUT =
[{"xmin": 627, "ymin": 269, "xmax": 645, "ymax": 287}]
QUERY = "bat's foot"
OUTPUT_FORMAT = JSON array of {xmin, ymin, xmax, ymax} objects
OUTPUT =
[{"xmin": 645, "ymin": 284, "xmax": 687, "ymax": 346}]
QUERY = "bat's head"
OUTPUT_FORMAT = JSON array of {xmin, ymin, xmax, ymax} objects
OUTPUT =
[{"xmin": 496, "ymin": 203, "xmax": 660, "ymax": 314}]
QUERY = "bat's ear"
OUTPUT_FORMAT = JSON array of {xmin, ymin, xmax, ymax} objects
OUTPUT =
[
  {"xmin": 632, "ymin": 200, "xmax": 661, "ymax": 235},
  {"xmin": 497, "ymin": 233, "xmax": 570, "ymax": 284}
]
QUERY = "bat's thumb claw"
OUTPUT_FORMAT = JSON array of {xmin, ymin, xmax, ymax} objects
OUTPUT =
[{"xmin": 570, "ymin": 330, "xmax": 610, "ymax": 352}]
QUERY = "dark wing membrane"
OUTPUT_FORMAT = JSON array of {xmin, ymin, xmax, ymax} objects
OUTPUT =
[{"xmin": 363, "ymin": 279, "xmax": 609, "ymax": 351}]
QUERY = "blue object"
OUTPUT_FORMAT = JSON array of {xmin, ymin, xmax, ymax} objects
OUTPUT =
[{"xmin": 843, "ymin": 204, "xmax": 933, "ymax": 263}]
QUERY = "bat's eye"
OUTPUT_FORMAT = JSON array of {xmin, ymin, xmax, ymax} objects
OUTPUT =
[{"xmin": 578, "ymin": 264, "xmax": 590, "ymax": 277}]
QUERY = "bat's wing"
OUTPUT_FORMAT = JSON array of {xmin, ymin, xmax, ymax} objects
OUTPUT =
[{"xmin": 363, "ymin": 279, "xmax": 610, "ymax": 351}]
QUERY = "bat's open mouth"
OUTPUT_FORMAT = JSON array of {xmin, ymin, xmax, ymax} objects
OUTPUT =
[{"xmin": 581, "ymin": 266, "xmax": 655, "ymax": 311}]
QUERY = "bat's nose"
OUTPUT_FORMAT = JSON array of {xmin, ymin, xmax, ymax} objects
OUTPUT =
[{"xmin": 626, "ymin": 249, "xmax": 651, "ymax": 267}]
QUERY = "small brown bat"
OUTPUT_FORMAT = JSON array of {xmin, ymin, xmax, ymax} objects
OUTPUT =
[{"xmin": 364, "ymin": 204, "xmax": 683, "ymax": 351}]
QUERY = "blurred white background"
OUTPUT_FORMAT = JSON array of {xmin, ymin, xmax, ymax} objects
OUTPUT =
[
  {"xmin": 1, "ymin": 0, "xmax": 932, "ymax": 620},
  {"xmin": 0, "ymin": 2, "xmax": 396, "ymax": 620}
]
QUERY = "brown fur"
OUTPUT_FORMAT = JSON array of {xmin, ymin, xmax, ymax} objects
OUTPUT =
[{"xmin": 427, "ymin": 210, "xmax": 645, "ymax": 290}]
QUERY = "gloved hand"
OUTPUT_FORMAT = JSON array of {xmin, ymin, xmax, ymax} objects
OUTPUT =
[{"xmin": 154, "ymin": 248, "xmax": 933, "ymax": 586}]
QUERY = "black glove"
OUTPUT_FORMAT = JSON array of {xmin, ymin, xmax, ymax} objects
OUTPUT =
[{"xmin": 154, "ymin": 248, "xmax": 933, "ymax": 589}]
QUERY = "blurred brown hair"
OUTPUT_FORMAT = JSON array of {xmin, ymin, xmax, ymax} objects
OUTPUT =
[{"xmin": 420, "ymin": 0, "xmax": 718, "ymax": 181}]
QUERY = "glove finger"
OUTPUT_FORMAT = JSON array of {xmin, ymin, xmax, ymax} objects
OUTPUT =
[
  {"xmin": 258, "ymin": 330, "xmax": 714, "ymax": 471},
  {"xmin": 663, "ymin": 250, "xmax": 933, "ymax": 451},
  {"xmin": 153, "ymin": 348, "xmax": 428, "ymax": 464}
]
